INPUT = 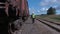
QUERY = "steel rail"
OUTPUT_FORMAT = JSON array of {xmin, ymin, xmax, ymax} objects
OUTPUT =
[{"xmin": 36, "ymin": 19, "xmax": 60, "ymax": 32}]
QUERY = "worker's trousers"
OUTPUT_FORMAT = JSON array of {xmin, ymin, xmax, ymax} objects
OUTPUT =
[{"xmin": 32, "ymin": 18, "xmax": 35, "ymax": 23}]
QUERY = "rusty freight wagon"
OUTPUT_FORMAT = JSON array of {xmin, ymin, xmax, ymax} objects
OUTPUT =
[
  {"xmin": 0, "ymin": 0, "xmax": 29, "ymax": 19},
  {"xmin": 0, "ymin": 0, "xmax": 29, "ymax": 34},
  {"xmin": 0, "ymin": 0, "xmax": 7, "ymax": 16}
]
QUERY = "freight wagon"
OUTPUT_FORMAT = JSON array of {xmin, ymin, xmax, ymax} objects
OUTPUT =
[
  {"xmin": 0, "ymin": 0, "xmax": 29, "ymax": 20},
  {"xmin": 0, "ymin": 0, "xmax": 29, "ymax": 34}
]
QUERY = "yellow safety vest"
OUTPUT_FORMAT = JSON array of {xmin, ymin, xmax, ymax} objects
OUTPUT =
[{"xmin": 32, "ymin": 14, "xmax": 35, "ymax": 18}]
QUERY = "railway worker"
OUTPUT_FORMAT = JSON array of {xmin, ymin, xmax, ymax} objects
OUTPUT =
[{"xmin": 31, "ymin": 13, "xmax": 36, "ymax": 23}]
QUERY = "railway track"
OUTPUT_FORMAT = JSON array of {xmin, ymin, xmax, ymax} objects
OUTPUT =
[
  {"xmin": 36, "ymin": 19, "xmax": 60, "ymax": 32},
  {"xmin": 40, "ymin": 19, "xmax": 60, "ymax": 25}
]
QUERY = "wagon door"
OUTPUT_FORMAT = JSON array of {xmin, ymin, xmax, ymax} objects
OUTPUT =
[{"xmin": 8, "ymin": 5, "xmax": 16, "ymax": 17}]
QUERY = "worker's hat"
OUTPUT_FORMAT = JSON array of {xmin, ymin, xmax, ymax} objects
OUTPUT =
[{"xmin": 32, "ymin": 12, "xmax": 34, "ymax": 13}]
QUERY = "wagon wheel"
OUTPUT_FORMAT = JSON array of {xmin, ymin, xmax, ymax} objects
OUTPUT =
[{"xmin": 8, "ymin": 18, "xmax": 23, "ymax": 34}]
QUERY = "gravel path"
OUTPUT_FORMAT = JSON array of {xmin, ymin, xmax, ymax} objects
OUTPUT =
[{"xmin": 13, "ymin": 17, "xmax": 60, "ymax": 34}]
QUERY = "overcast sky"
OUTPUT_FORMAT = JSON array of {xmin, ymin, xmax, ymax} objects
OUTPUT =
[{"xmin": 28, "ymin": 0, "xmax": 60, "ymax": 15}]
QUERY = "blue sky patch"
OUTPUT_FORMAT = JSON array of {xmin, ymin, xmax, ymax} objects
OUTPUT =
[{"xmin": 28, "ymin": 0, "xmax": 60, "ymax": 15}]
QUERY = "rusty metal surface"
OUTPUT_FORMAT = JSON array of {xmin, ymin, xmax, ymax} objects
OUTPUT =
[{"xmin": 0, "ymin": 0, "xmax": 29, "ymax": 17}]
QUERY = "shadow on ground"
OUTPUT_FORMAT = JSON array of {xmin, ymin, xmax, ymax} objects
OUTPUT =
[{"xmin": 0, "ymin": 17, "xmax": 18, "ymax": 34}]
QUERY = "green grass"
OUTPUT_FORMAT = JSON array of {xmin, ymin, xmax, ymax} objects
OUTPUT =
[
  {"xmin": 36, "ymin": 15, "xmax": 48, "ymax": 18},
  {"xmin": 36, "ymin": 15, "xmax": 60, "ymax": 22},
  {"xmin": 51, "ymin": 17, "xmax": 60, "ymax": 20}
]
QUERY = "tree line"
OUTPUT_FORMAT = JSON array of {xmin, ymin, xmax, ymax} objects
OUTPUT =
[{"xmin": 47, "ymin": 7, "xmax": 56, "ymax": 15}]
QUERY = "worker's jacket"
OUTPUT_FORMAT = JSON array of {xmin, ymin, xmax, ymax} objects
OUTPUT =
[{"xmin": 32, "ymin": 14, "xmax": 35, "ymax": 18}]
